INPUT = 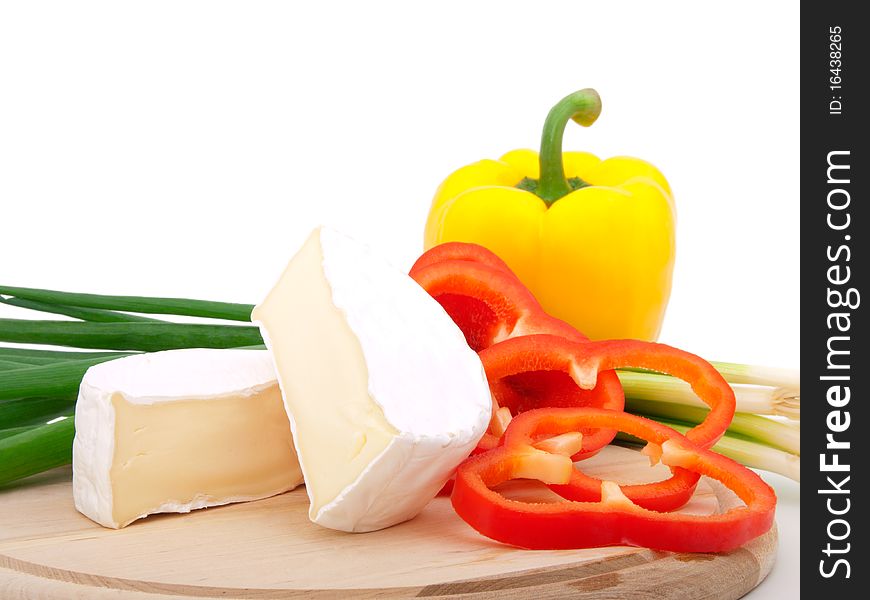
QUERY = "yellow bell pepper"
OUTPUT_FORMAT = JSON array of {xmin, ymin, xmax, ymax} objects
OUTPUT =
[{"xmin": 424, "ymin": 89, "xmax": 675, "ymax": 341}]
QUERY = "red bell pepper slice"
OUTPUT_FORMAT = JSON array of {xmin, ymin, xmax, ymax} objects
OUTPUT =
[
  {"xmin": 484, "ymin": 336, "xmax": 734, "ymax": 512},
  {"xmin": 451, "ymin": 407, "xmax": 775, "ymax": 552},
  {"xmin": 410, "ymin": 243, "xmax": 587, "ymax": 349},
  {"xmin": 410, "ymin": 258, "xmax": 583, "ymax": 351},
  {"xmin": 409, "ymin": 241, "xmax": 517, "ymax": 278},
  {"xmin": 479, "ymin": 334, "xmax": 624, "ymax": 460}
]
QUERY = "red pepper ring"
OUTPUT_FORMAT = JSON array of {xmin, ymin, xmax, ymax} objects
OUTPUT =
[
  {"xmin": 411, "ymin": 243, "xmax": 590, "ymax": 347},
  {"xmin": 485, "ymin": 335, "xmax": 736, "ymax": 512},
  {"xmin": 409, "ymin": 241, "xmax": 516, "ymax": 278},
  {"xmin": 479, "ymin": 335, "xmax": 623, "ymax": 460},
  {"xmin": 410, "ymin": 259, "xmax": 584, "ymax": 350},
  {"xmin": 451, "ymin": 408, "xmax": 776, "ymax": 553},
  {"xmin": 544, "ymin": 337, "xmax": 736, "ymax": 448}
]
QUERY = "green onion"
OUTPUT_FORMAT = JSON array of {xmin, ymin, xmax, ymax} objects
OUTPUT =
[
  {"xmin": 0, "ymin": 426, "xmax": 30, "ymax": 441},
  {"xmin": 625, "ymin": 397, "xmax": 800, "ymax": 455},
  {"xmin": 0, "ymin": 358, "xmax": 34, "ymax": 371},
  {"xmin": 617, "ymin": 370, "xmax": 799, "ymax": 420},
  {"xmin": 0, "ymin": 355, "xmax": 64, "ymax": 367},
  {"xmin": 0, "ymin": 416, "xmax": 74, "ymax": 487},
  {"xmin": 707, "ymin": 361, "xmax": 799, "ymax": 390},
  {"xmin": 0, "ymin": 286, "xmax": 254, "ymax": 321},
  {"xmin": 0, "ymin": 356, "xmax": 123, "ymax": 401},
  {"xmin": 615, "ymin": 418, "xmax": 800, "ymax": 482},
  {"xmin": 1, "ymin": 397, "xmax": 77, "ymax": 429},
  {"xmin": 0, "ymin": 347, "xmax": 137, "ymax": 363},
  {"xmin": 620, "ymin": 361, "xmax": 799, "ymax": 400},
  {"xmin": 1, "ymin": 296, "xmax": 166, "ymax": 323},
  {"xmin": 0, "ymin": 319, "xmax": 262, "ymax": 352}
]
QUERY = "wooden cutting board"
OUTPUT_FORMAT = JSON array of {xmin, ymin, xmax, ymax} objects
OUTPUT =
[{"xmin": 0, "ymin": 447, "xmax": 776, "ymax": 599}]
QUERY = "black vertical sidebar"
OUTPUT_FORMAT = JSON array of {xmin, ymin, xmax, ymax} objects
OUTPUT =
[{"xmin": 802, "ymin": 2, "xmax": 867, "ymax": 596}]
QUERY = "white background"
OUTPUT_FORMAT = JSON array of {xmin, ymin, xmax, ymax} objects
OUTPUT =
[{"xmin": 1, "ymin": 1, "xmax": 799, "ymax": 597}]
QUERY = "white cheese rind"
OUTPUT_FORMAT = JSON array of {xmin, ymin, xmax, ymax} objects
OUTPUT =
[
  {"xmin": 72, "ymin": 348, "xmax": 303, "ymax": 529},
  {"xmin": 313, "ymin": 433, "xmax": 477, "ymax": 531},
  {"xmin": 72, "ymin": 379, "xmax": 117, "ymax": 528},
  {"xmin": 254, "ymin": 227, "xmax": 491, "ymax": 532},
  {"xmin": 79, "ymin": 347, "xmax": 277, "ymax": 401}
]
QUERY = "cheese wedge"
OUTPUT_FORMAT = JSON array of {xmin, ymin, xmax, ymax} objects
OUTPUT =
[
  {"xmin": 253, "ymin": 227, "xmax": 491, "ymax": 533},
  {"xmin": 72, "ymin": 349, "xmax": 303, "ymax": 529}
]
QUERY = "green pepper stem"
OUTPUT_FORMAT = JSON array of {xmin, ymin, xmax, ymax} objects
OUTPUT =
[{"xmin": 536, "ymin": 88, "xmax": 602, "ymax": 204}]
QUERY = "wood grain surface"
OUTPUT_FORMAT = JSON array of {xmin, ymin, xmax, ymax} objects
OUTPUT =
[{"xmin": 0, "ymin": 446, "xmax": 776, "ymax": 599}]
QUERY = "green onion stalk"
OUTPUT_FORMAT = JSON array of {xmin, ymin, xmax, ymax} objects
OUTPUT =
[
  {"xmin": 0, "ymin": 416, "xmax": 74, "ymax": 487},
  {"xmin": 617, "ymin": 370, "xmax": 799, "ymax": 420},
  {"xmin": 616, "ymin": 418, "xmax": 800, "ymax": 483}
]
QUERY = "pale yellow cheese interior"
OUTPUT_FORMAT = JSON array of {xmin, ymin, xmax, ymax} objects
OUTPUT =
[
  {"xmin": 109, "ymin": 383, "xmax": 302, "ymax": 527},
  {"xmin": 252, "ymin": 230, "xmax": 398, "ymax": 515}
]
